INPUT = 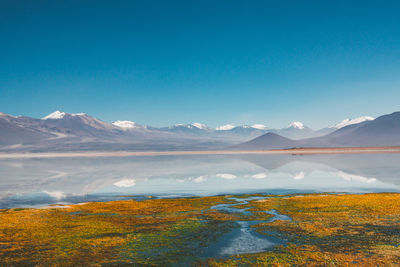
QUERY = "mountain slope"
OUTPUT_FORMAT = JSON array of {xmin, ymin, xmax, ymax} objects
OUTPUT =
[
  {"xmin": 0, "ymin": 113, "xmax": 52, "ymax": 146},
  {"xmin": 320, "ymin": 111, "xmax": 400, "ymax": 146}
]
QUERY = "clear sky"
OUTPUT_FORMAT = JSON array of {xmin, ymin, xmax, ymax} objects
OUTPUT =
[{"xmin": 1, "ymin": 0, "xmax": 399, "ymax": 129}]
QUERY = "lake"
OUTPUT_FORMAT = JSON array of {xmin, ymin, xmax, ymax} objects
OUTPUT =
[{"xmin": 1, "ymin": 153, "xmax": 399, "ymax": 208}]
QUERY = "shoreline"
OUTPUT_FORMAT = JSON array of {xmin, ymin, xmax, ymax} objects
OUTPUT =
[{"xmin": 0, "ymin": 146, "xmax": 400, "ymax": 159}]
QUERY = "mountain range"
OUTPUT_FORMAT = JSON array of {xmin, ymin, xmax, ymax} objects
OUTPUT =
[
  {"xmin": 234, "ymin": 112, "xmax": 400, "ymax": 150},
  {"xmin": 0, "ymin": 110, "xmax": 397, "ymax": 152}
]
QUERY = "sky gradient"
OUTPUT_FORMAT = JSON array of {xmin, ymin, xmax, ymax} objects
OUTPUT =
[{"xmin": 1, "ymin": 0, "xmax": 399, "ymax": 129}]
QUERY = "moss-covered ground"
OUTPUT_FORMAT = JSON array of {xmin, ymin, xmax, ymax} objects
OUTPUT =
[
  {"xmin": 1, "ymin": 193, "xmax": 400, "ymax": 266},
  {"xmin": 207, "ymin": 193, "xmax": 400, "ymax": 266}
]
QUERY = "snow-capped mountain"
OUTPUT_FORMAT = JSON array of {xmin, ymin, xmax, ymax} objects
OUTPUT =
[
  {"xmin": 235, "ymin": 112, "xmax": 400, "ymax": 150},
  {"xmin": 287, "ymin": 121, "xmax": 305, "ymax": 130},
  {"xmin": 0, "ymin": 110, "xmax": 396, "ymax": 152},
  {"xmin": 0, "ymin": 111, "xmax": 143, "ymax": 149},
  {"xmin": 0, "ymin": 111, "xmax": 232, "ymax": 151}
]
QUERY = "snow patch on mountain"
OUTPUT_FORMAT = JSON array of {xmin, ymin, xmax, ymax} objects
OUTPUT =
[
  {"xmin": 331, "ymin": 116, "xmax": 374, "ymax": 129},
  {"xmin": 191, "ymin": 123, "xmax": 208, "ymax": 130},
  {"xmin": 112, "ymin": 120, "xmax": 141, "ymax": 129},
  {"xmin": 42, "ymin": 111, "xmax": 86, "ymax": 120},
  {"xmin": 251, "ymin": 124, "xmax": 268, "ymax": 130},
  {"xmin": 216, "ymin": 124, "xmax": 235, "ymax": 130},
  {"xmin": 42, "ymin": 111, "xmax": 66, "ymax": 120}
]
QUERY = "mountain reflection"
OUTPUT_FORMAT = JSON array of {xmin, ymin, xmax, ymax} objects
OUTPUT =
[{"xmin": 0, "ymin": 153, "xmax": 399, "ymax": 208}]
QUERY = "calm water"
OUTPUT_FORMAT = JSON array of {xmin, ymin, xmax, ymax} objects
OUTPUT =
[{"xmin": 0, "ymin": 153, "xmax": 399, "ymax": 208}]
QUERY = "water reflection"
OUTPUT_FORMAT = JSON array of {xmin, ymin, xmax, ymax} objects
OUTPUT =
[{"xmin": 0, "ymin": 153, "xmax": 399, "ymax": 208}]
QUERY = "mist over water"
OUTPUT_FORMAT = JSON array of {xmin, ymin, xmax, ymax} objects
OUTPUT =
[{"xmin": 0, "ymin": 153, "xmax": 399, "ymax": 208}]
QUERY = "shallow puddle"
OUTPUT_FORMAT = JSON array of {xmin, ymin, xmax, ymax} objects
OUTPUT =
[{"xmin": 201, "ymin": 196, "xmax": 291, "ymax": 258}]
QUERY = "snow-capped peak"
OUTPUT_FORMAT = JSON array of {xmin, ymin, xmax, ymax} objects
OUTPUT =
[
  {"xmin": 288, "ymin": 121, "xmax": 305, "ymax": 130},
  {"xmin": 112, "ymin": 120, "xmax": 141, "ymax": 129},
  {"xmin": 42, "ymin": 111, "xmax": 87, "ymax": 120},
  {"xmin": 216, "ymin": 124, "xmax": 235, "ymax": 131},
  {"xmin": 191, "ymin": 122, "xmax": 208, "ymax": 130},
  {"xmin": 42, "ymin": 111, "xmax": 66, "ymax": 120},
  {"xmin": 331, "ymin": 116, "xmax": 374, "ymax": 129},
  {"xmin": 251, "ymin": 124, "xmax": 268, "ymax": 130}
]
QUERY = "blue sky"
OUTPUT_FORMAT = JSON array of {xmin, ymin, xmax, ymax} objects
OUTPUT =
[{"xmin": 1, "ymin": 0, "xmax": 399, "ymax": 129}]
